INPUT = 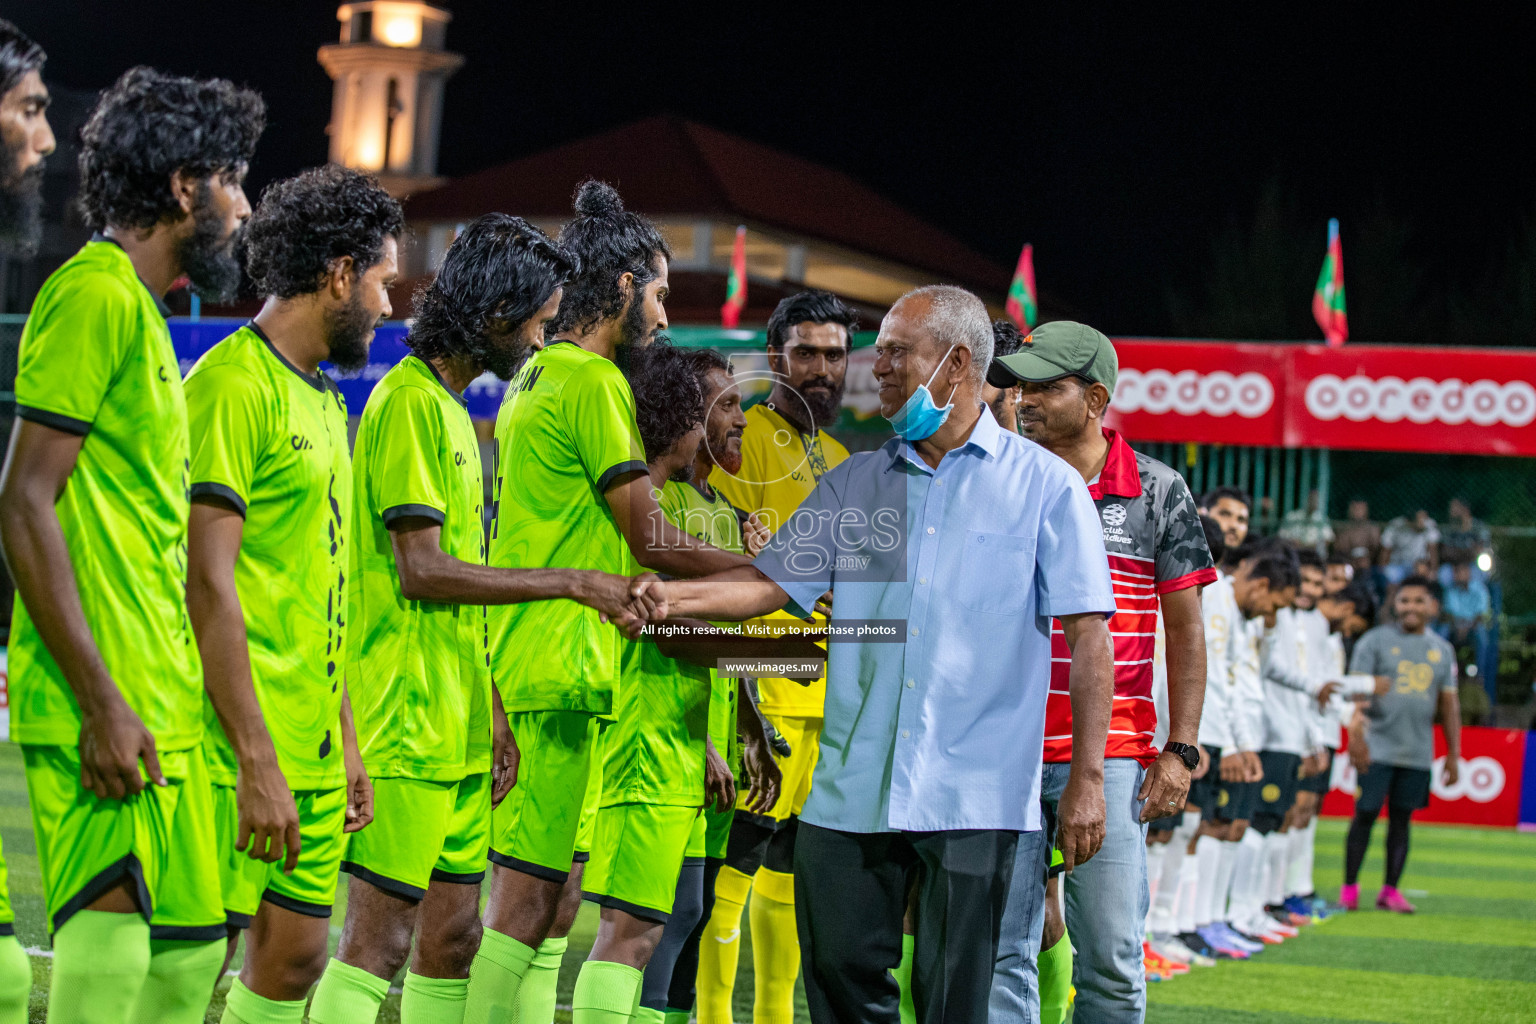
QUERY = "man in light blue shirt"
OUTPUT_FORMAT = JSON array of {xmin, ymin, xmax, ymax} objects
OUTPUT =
[{"xmin": 641, "ymin": 285, "xmax": 1116, "ymax": 1024}]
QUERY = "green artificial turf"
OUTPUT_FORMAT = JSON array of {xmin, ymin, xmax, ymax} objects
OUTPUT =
[{"xmin": 3, "ymin": 740, "xmax": 1533, "ymax": 1022}]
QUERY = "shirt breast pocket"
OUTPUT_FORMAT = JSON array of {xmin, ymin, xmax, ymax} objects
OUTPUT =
[{"xmin": 954, "ymin": 530, "xmax": 1034, "ymax": 615}]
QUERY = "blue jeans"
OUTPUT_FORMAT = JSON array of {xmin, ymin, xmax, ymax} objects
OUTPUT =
[{"xmin": 991, "ymin": 759, "xmax": 1149, "ymax": 1024}]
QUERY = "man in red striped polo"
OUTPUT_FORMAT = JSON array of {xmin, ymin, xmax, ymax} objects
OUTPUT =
[{"xmin": 987, "ymin": 321, "xmax": 1215, "ymax": 1024}]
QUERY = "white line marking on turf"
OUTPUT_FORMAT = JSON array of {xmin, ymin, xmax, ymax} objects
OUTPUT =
[{"xmin": 24, "ymin": 947, "xmax": 52, "ymax": 958}]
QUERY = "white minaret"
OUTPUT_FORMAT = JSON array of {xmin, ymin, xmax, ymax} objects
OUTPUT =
[{"xmin": 318, "ymin": 2, "xmax": 463, "ymax": 197}]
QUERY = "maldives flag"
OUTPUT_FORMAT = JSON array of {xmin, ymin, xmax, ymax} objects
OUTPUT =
[
  {"xmin": 721, "ymin": 225, "xmax": 747, "ymax": 327},
  {"xmin": 1005, "ymin": 243, "xmax": 1038, "ymax": 329},
  {"xmin": 1313, "ymin": 218, "xmax": 1348, "ymax": 347}
]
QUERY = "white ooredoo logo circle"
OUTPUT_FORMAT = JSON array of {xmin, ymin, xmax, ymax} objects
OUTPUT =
[
  {"xmin": 1114, "ymin": 368, "xmax": 1274, "ymax": 418},
  {"xmin": 1432, "ymin": 755, "xmax": 1505, "ymax": 803},
  {"xmin": 1305, "ymin": 374, "xmax": 1536, "ymax": 428}
]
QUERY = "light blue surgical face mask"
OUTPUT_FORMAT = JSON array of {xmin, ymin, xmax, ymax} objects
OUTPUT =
[{"xmin": 884, "ymin": 344, "xmax": 958, "ymax": 441}]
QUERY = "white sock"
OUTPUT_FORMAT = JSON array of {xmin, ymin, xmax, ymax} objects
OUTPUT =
[
  {"xmin": 1286, "ymin": 819, "xmax": 1317, "ymax": 897},
  {"xmin": 1226, "ymin": 829, "xmax": 1262, "ymax": 925},
  {"xmin": 1264, "ymin": 831, "xmax": 1291, "ymax": 906},
  {"xmin": 1148, "ymin": 841, "xmax": 1167, "ymax": 914},
  {"xmin": 1152, "ymin": 812, "xmax": 1200, "ymax": 934},
  {"xmin": 1176, "ymin": 850, "xmax": 1202, "ymax": 933},
  {"xmin": 1194, "ymin": 835, "xmax": 1226, "ymax": 926},
  {"xmin": 1214, "ymin": 837, "xmax": 1241, "ymax": 926}
]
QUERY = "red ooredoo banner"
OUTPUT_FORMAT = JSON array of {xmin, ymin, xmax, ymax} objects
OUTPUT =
[
  {"xmin": 1319, "ymin": 725, "xmax": 1527, "ymax": 827},
  {"xmin": 1103, "ymin": 340, "xmax": 1536, "ymax": 455}
]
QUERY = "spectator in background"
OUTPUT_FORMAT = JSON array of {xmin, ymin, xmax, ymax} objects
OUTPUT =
[
  {"xmin": 1323, "ymin": 552, "xmax": 1353, "ymax": 595},
  {"xmin": 1333, "ymin": 499, "xmax": 1382, "ymax": 567},
  {"xmin": 1439, "ymin": 498, "xmax": 1491, "ymax": 580},
  {"xmin": 1380, "ymin": 509, "xmax": 1439, "ymax": 585},
  {"xmin": 1202, "ymin": 486, "xmax": 1252, "ymax": 550},
  {"xmin": 981, "ymin": 320, "xmax": 1025, "ymax": 433},
  {"xmin": 1439, "ymin": 561, "xmax": 1495, "ymax": 706},
  {"xmin": 1279, "ymin": 489, "xmax": 1335, "ymax": 556}
]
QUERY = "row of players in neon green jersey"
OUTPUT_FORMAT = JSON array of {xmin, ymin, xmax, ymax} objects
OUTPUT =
[{"xmin": 0, "ymin": 63, "xmax": 817, "ymax": 1024}]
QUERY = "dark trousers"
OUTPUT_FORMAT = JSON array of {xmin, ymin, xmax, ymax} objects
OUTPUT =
[{"xmin": 794, "ymin": 822, "xmax": 1018, "ymax": 1024}]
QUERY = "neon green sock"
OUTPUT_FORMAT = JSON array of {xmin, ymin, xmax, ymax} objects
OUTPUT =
[
  {"xmin": 662, "ymin": 1012, "xmax": 690, "ymax": 1024},
  {"xmin": 572, "ymin": 960, "xmax": 643, "ymax": 1024},
  {"xmin": 515, "ymin": 935, "xmax": 567, "ymax": 1024},
  {"xmin": 401, "ymin": 972, "xmax": 469, "ymax": 1024},
  {"xmin": 0, "ymin": 934, "xmax": 30, "ymax": 1024},
  {"xmin": 125, "ymin": 937, "xmax": 223, "ymax": 1024},
  {"xmin": 464, "ymin": 927, "xmax": 538, "ymax": 1024},
  {"xmin": 47, "ymin": 910, "xmax": 151, "ymax": 1024},
  {"xmin": 890, "ymin": 932, "xmax": 916, "ymax": 1024},
  {"xmin": 630, "ymin": 1008, "xmax": 665, "ymax": 1024},
  {"xmin": 1039, "ymin": 926, "xmax": 1073, "ymax": 1024},
  {"xmin": 219, "ymin": 977, "xmax": 305, "ymax": 1024},
  {"xmin": 308, "ymin": 957, "xmax": 391, "ymax": 1024}
]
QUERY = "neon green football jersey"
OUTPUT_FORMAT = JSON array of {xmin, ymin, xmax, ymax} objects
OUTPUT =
[
  {"xmin": 185, "ymin": 324, "xmax": 352, "ymax": 789},
  {"xmin": 600, "ymin": 482, "xmax": 713, "ymax": 807},
  {"xmin": 657, "ymin": 478, "xmax": 747, "ymax": 769},
  {"xmin": 8, "ymin": 238, "xmax": 202, "ymax": 755},
  {"xmin": 488, "ymin": 342, "xmax": 645, "ymax": 718},
  {"xmin": 347, "ymin": 356, "xmax": 491, "ymax": 781}
]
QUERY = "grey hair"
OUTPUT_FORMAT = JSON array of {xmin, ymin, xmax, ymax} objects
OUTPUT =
[{"xmin": 897, "ymin": 284, "xmax": 994, "ymax": 389}]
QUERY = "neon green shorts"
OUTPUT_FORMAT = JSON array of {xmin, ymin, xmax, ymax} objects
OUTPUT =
[
  {"xmin": 685, "ymin": 809, "xmax": 708, "ymax": 859},
  {"xmin": 0, "ymin": 835, "xmax": 13, "ymax": 933},
  {"xmin": 341, "ymin": 772, "xmax": 489, "ymax": 902},
  {"xmin": 582, "ymin": 802, "xmax": 698, "ymax": 923},
  {"xmin": 22, "ymin": 743, "xmax": 224, "ymax": 939},
  {"xmin": 704, "ymin": 805, "xmax": 734, "ymax": 861},
  {"xmin": 213, "ymin": 784, "xmax": 347, "ymax": 925},
  {"xmin": 491, "ymin": 711, "xmax": 600, "ymax": 883}
]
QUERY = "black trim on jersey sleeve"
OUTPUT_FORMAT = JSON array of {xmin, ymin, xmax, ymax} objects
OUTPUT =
[
  {"xmin": 595, "ymin": 460, "xmax": 648, "ymax": 494},
  {"xmin": 16, "ymin": 404, "xmax": 92, "ymax": 437},
  {"xmin": 263, "ymin": 889, "xmax": 333, "ymax": 918},
  {"xmin": 382, "ymin": 503, "xmax": 447, "ymax": 528},
  {"xmin": 190, "ymin": 482, "xmax": 248, "ymax": 516}
]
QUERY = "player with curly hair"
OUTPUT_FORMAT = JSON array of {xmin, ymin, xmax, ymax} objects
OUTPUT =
[
  {"xmin": 0, "ymin": 65, "xmax": 263, "ymax": 1024},
  {"xmin": 467, "ymin": 182, "xmax": 753, "ymax": 1024},
  {"xmin": 179, "ymin": 164, "xmax": 402, "ymax": 1024},
  {"xmin": 310, "ymin": 213, "xmax": 656, "ymax": 1024}
]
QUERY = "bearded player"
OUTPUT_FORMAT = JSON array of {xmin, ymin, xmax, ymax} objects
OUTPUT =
[
  {"xmin": 467, "ymin": 182, "xmax": 751, "ymax": 1024},
  {"xmin": 184, "ymin": 166, "xmax": 403, "ymax": 1024},
  {"xmin": 309, "ymin": 214, "xmax": 650, "ymax": 1024},
  {"xmin": 0, "ymin": 19, "xmax": 52, "ymax": 1022},
  {"xmin": 701, "ymin": 290, "xmax": 857, "ymax": 1024},
  {"xmin": 0, "ymin": 67, "xmax": 263, "ymax": 1024}
]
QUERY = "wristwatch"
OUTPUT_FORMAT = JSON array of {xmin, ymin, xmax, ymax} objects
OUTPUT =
[{"xmin": 1163, "ymin": 742, "xmax": 1201, "ymax": 771}]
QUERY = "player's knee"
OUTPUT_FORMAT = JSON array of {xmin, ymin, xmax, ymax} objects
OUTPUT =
[
  {"xmin": 1042, "ymin": 898, "xmax": 1066, "ymax": 949},
  {"xmin": 1228, "ymin": 820, "xmax": 1249, "ymax": 842}
]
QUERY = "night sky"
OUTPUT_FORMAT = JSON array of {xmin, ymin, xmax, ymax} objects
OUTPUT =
[{"xmin": 16, "ymin": 2, "xmax": 1536, "ymax": 336}]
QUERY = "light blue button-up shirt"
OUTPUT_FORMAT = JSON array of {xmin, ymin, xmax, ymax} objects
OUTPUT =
[{"xmin": 753, "ymin": 406, "xmax": 1115, "ymax": 834}]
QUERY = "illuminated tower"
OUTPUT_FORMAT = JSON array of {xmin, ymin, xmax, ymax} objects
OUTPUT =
[{"xmin": 318, "ymin": 2, "xmax": 463, "ymax": 197}]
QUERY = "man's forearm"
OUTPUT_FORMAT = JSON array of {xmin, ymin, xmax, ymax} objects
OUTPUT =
[
  {"xmin": 1163, "ymin": 621, "xmax": 1205, "ymax": 746},
  {"xmin": 1441, "ymin": 689, "xmax": 1462, "ymax": 759},
  {"xmin": 639, "ymin": 520, "xmax": 755, "ymax": 578},
  {"xmin": 0, "ymin": 495, "xmax": 119, "ymax": 713},
  {"xmin": 664, "ymin": 568, "xmax": 792, "ymax": 621},
  {"xmin": 399, "ymin": 549, "xmax": 598, "ymax": 606},
  {"xmin": 1065, "ymin": 618, "xmax": 1114, "ymax": 779},
  {"xmin": 189, "ymin": 582, "xmax": 276, "ymax": 767}
]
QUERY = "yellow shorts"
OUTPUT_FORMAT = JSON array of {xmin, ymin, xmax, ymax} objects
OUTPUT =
[{"xmin": 737, "ymin": 714, "xmax": 821, "ymax": 824}]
